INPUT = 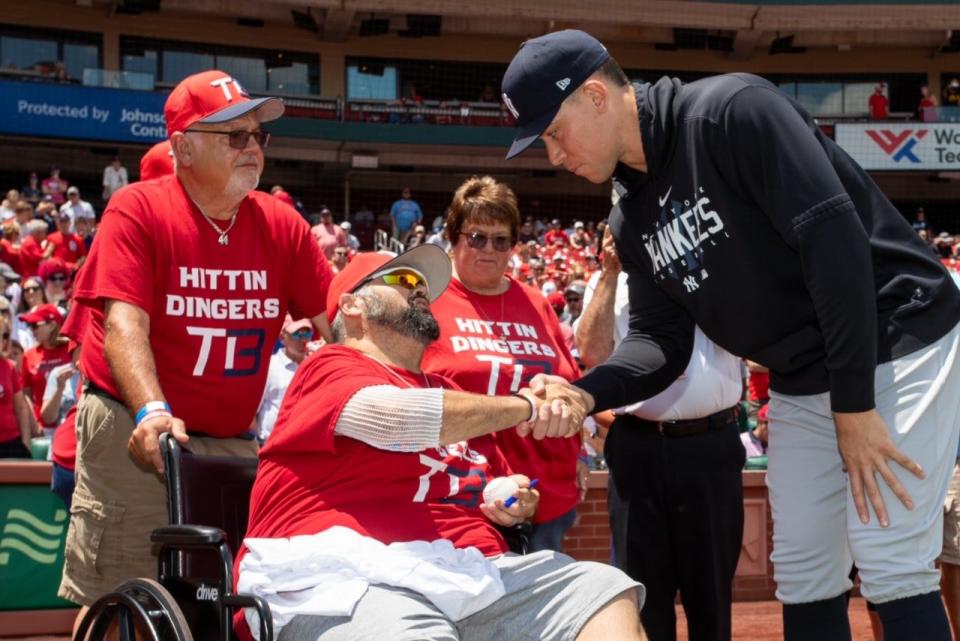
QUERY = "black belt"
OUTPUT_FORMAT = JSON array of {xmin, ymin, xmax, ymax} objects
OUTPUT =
[{"xmin": 617, "ymin": 406, "xmax": 738, "ymax": 437}]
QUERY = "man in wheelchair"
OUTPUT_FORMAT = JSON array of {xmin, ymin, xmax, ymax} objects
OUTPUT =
[{"xmin": 236, "ymin": 244, "xmax": 646, "ymax": 641}]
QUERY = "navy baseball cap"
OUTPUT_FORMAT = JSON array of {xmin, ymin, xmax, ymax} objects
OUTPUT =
[{"xmin": 502, "ymin": 30, "xmax": 610, "ymax": 160}]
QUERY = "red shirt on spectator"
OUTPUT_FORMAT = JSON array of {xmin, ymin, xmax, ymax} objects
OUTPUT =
[
  {"xmin": 47, "ymin": 231, "xmax": 87, "ymax": 268},
  {"xmin": 22, "ymin": 342, "xmax": 71, "ymax": 425},
  {"xmin": 423, "ymin": 277, "xmax": 581, "ymax": 523},
  {"xmin": 51, "ymin": 403, "xmax": 78, "ymax": 470},
  {"xmin": 71, "ymin": 175, "xmax": 331, "ymax": 439},
  {"xmin": 19, "ymin": 235, "xmax": 44, "ymax": 279},
  {"xmin": 0, "ymin": 239, "xmax": 21, "ymax": 274},
  {"xmin": 748, "ymin": 370, "xmax": 770, "ymax": 402},
  {"xmin": 0, "ymin": 357, "xmax": 22, "ymax": 443},
  {"xmin": 544, "ymin": 229, "xmax": 569, "ymax": 246},
  {"xmin": 869, "ymin": 90, "xmax": 889, "ymax": 120}
]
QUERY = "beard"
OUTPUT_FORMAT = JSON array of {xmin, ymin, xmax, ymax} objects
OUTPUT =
[{"xmin": 362, "ymin": 291, "xmax": 440, "ymax": 346}]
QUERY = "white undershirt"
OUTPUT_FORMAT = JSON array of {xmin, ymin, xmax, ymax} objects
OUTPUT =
[{"xmin": 576, "ymin": 271, "xmax": 743, "ymax": 421}]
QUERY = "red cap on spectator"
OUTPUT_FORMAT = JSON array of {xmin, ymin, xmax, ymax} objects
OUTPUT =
[
  {"xmin": 20, "ymin": 303, "xmax": 64, "ymax": 325},
  {"xmin": 325, "ymin": 244, "xmax": 451, "ymax": 323},
  {"xmin": 164, "ymin": 70, "xmax": 284, "ymax": 138},
  {"xmin": 140, "ymin": 141, "xmax": 175, "ymax": 180},
  {"xmin": 38, "ymin": 258, "xmax": 69, "ymax": 282},
  {"xmin": 547, "ymin": 291, "xmax": 566, "ymax": 312}
]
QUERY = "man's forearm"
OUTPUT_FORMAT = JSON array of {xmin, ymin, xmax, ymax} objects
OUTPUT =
[
  {"xmin": 575, "ymin": 271, "xmax": 619, "ymax": 369},
  {"xmin": 104, "ymin": 314, "xmax": 165, "ymax": 414},
  {"xmin": 440, "ymin": 390, "xmax": 533, "ymax": 444}
]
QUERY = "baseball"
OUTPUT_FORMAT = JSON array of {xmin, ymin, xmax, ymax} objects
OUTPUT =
[{"xmin": 482, "ymin": 476, "xmax": 519, "ymax": 505}]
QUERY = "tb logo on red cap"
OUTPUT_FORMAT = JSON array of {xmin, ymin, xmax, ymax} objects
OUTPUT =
[{"xmin": 210, "ymin": 76, "xmax": 249, "ymax": 103}]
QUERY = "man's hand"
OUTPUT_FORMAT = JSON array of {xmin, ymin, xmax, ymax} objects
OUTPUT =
[
  {"xmin": 601, "ymin": 225, "xmax": 621, "ymax": 274},
  {"xmin": 517, "ymin": 374, "xmax": 594, "ymax": 440},
  {"xmin": 834, "ymin": 409, "xmax": 925, "ymax": 527},
  {"xmin": 54, "ymin": 363, "xmax": 75, "ymax": 389},
  {"xmin": 128, "ymin": 414, "xmax": 189, "ymax": 474},
  {"xmin": 576, "ymin": 459, "xmax": 590, "ymax": 502},
  {"xmin": 479, "ymin": 474, "xmax": 539, "ymax": 526}
]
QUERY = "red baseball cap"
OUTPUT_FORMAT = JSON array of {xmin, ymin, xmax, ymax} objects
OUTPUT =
[
  {"xmin": 325, "ymin": 244, "xmax": 451, "ymax": 323},
  {"xmin": 164, "ymin": 70, "xmax": 284, "ymax": 137},
  {"xmin": 140, "ymin": 140, "xmax": 174, "ymax": 180},
  {"xmin": 20, "ymin": 303, "xmax": 64, "ymax": 325}
]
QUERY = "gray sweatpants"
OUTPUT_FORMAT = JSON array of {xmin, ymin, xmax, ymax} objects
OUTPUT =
[{"xmin": 767, "ymin": 321, "xmax": 960, "ymax": 604}]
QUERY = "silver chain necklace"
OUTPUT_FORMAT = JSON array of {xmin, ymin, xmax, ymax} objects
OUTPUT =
[{"xmin": 191, "ymin": 198, "xmax": 238, "ymax": 246}]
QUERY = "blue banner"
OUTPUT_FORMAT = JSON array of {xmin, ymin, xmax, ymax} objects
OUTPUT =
[{"xmin": 0, "ymin": 79, "xmax": 167, "ymax": 143}]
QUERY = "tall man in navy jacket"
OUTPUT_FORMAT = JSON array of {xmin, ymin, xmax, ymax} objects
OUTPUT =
[{"xmin": 503, "ymin": 30, "xmax": 960, "ymax": 641}]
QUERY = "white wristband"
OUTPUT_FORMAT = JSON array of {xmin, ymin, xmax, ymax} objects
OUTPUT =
[{"xmin": 513, "ymin": 391, "xmax": 537, "ymax": 424}]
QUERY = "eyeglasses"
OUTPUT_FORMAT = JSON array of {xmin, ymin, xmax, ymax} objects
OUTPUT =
[
  {"xmin": 289, "ymin": 329, "xmax": 313, "ymax": 341},
  {"xmin": 380, "ymin": 271, "xmax": 428, "ymax": 293},
  {"xmin": 464, "ymin": 231, "xmax": 513, "ymax": 252},
  {"xmin": 23, "ymin": 285, "xmax": 42, "ymax": 293},
  {"xmin": 186, "ymin": 128, "xmax": 270, "ymax": 150},
  {"xmin": 48, "ymin": 274, "xmax": 67, "ymax": 282}
]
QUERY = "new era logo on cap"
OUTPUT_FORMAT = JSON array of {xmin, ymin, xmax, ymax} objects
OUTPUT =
[
  {"xmin": 501, "ymin": 30, "xmax": 610, "ymax": 160},
  {"xmin": 164, "ymin": 70, "xmax": 285, "ymax": 138}
]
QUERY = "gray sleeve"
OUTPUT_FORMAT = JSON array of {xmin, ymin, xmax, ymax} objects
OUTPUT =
[{"xmin": 335, "ymin": 385, "xmax": 445, "ymax": 451}]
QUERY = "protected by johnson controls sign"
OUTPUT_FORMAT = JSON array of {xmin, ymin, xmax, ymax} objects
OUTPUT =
[
  {"xmin": 0, "ymin": 79, "xmax": 167, "ymax": 144},
  {"xmin": 835, "ymin": 122, "xmax": 960, "ymax": 171}
]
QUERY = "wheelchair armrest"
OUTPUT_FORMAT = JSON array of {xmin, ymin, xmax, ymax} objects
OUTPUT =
[
  {"xmin": 223, "ymin": 593, "xmax": 274, "ymax": 641},
  {"xmin": 151, "ymin": 524, "xmax": 227, "ymax": 547}
]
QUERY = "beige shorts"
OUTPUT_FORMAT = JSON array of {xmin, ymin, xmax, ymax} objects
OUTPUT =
[
  {"xmin": 58, "ymin": 393, "xmax": 258, "ymax": 606},
  {"xmin": 941, "ymin": 463, "xmax": 960, "ymax": 566}
]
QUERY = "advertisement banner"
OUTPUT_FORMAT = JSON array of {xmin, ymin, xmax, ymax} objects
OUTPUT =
[
  {"xmin": 835, "ymin": 122, "xmax": 960, "ymax": 171},
  {"xmin": 0, "ymin": 485, "xmax": 72, "ymax": 610},
  {"xmin": 0, "ymin": 79, "xmax": 167, "ymax": 144}
]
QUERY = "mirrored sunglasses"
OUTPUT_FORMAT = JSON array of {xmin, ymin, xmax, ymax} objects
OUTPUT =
[
  {"xmin": 380, "ymin": 271, "xmax": 428, "ymax": 293},
  {"xmin": 290, "ymin": 329, "xmax": 313, "ymax": 340},
  {"xmin": 186, "ymin": 128, "xmax": 270, "ymax": 150}
]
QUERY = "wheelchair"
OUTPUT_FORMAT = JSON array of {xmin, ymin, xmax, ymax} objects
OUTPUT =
[
  {"xmin": 74, "ymin": 433, "xmax": 531, "ymax": 641},
  {"xmin": 75, "ymin": 433, "xmax": 273, "ymax": 641}
]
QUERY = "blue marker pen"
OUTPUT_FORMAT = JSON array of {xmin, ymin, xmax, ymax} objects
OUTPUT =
[{"xmin": 504, "ymin": 478, "xmax": 539, "ymax": 508}]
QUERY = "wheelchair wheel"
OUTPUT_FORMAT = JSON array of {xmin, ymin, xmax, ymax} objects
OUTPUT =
[{"xmin": 75, "ymin": 577, "xmax": 194, "ymax": 641}]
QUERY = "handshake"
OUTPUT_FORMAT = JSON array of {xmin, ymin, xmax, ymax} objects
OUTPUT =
[{"xmin": 515, "ymin": 374, "xmax": 595, "ymax": 440}]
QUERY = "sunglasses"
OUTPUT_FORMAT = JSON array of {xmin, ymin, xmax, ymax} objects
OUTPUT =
[
  {"xmin": 186, "ymin": 128, "xmax": 270, "ymax": 150},
  {"xmin": 565, "ymin": 296, "xmax": 582, "ymax": 303},
  {"xmin": 289, "ymin": 329, "xmax": 313, "ymax": 341},
  {"xmin": 380, "ymin": 271, "xmax": 428, "ymax": 292},
  {"xmin": 464, "ymin": 231, "xmax": 513, "ymax": 252},
  {"xmin": 48, "ymin": 274, "xmax": 67, "ymax": 282},
  {"xmin": 28, "ymin": 320, "xmax": 47, "ymax": 330},
  {"xmin": 23, "ymin": 285, "xmax": 42, "ymax": 293}
]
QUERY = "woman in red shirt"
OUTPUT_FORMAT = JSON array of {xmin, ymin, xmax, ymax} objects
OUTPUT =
[{"xmin": 423, "ymin": 176, "xmax": 583, "ymax": 552}]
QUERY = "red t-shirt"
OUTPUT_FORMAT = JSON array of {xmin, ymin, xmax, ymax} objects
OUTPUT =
[
  {"xmin": 71, "ymin": 175, "xmax": 332, "ymax": 438},
  {"xmin": 0, "ymin": 358, "xmax": 22, "ymax": 443},
  {"xmin": 236, "ymin": 345, "xmax": 511, "ymax": 640},
  {"xmin": 22, "ymin": 343, "xmax": 71, "ymax": 425},
  {"xmin": 869, "ymin": 93, "xmax": 889, "ymax": 119},
  {"xmin": 47, "ymin": 231, "xmax": 87, "ymax": 267},
  {"xmin": 422, "ymin": 277, "xmax": 581, "ymax": 523},
  {"xmin": 0, "ymin": 240, "xmax": 21, "ymax": 274},
  {"xmin": 748, "ymin": 370, "xmax": 770, "ymax": 402},
  {"xmin": 51, "ymin": 403, "xmax": 78, "ymax": 470},
  {"xmin": 19, "ymin": 235, "xmax": 44, "ymax": 279},
  {"xmin": 544, "ymin": 230, "xmax": 569, "ymax": 246}
]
